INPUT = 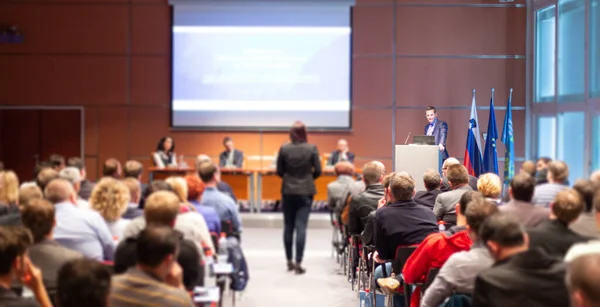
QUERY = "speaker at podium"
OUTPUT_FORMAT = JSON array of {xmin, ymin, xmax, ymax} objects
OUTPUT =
[{"xmin": 395, "ymin": 135, "xmax": 443, "ymax": 191}]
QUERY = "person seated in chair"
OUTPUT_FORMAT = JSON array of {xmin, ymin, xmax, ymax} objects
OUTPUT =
[
  {"xmin": 434, "ymin": 164, "xmax": 473, "ymax": 227},
  {"xmin": 327, "ymin": 161, "xmax": 364, "ymax": 216},
  {"xmin": 413, "ymin": 169, "xmax": 442, "ymax": 210},
  {"xmin": 327, "ymin": 139, "xmax": 355, "ymax": 166},
  {"xmin": 348, "ymin": 161, "xmax": 385, "ymax": 236},
  {"xmin": 219, "ymin": 137, "xmax": 244, "ymax": 169},
  {"xmin": 153, "ymin": 136, "xmax": 177, "ymax": 168}
]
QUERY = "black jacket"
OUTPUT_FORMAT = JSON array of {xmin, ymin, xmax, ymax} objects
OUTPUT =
[
  {"xmin": 527, "ymin": 219, "xmax": 591, "ymax": 258},
  {"xmin": 348, "ymin": 184, "xmax": 384, "ymax": 235},
  {"xmin": 328, "ymin": 150, "xmax": 355, "ymax": 165},
  {"xmin": 219, "ymin": 149, "xmax": 244, "ymax": 168},
  {"xmin": 374, "ymin": 200, "xmax": 438, "ymax": 260},
  {"xmin": 276, "ymin": 142, "xmax": 322, "ymax": 196},
  {"xmin": 473, "ymin": 248, "xmax": 569, "ymax": 307},
  {"xmin": 114, "ymin": 233, "xmax": 203, "ymax": 290},
  {"xmin": 413, "ymin": 189, "xmax": 441, "ymax": 210}
]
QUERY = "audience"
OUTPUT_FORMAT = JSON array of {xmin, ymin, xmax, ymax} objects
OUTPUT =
[
  {"xmin": 185, "ymin": 174, "xmax": 220, "ymax": 234},
  {"xmin": 66, "ymin": 157, "xmax": 95, "ymax": 200},
  {"xmin": 21, "ymin": 199, "xmax": 83, "ymax": 292},
  {"xmin": 48, "ymin": 154, "xmax": 66, "ymax": 171},
  {"xmin": 570, "ymin": 179, "xmax": 598, "ymax": 237},
  {"xmin": 57, "ymin": 259, "xmax": 112, "ymax": 307},
  {"xmin": 361, "ymin": 172, "xmax": 398, "ymax": 246},
  {"xmin": 566, "ymin": 253, "xmax": 600, "ymax": 307},
  {"xmin": 535, "ymin": 157, "xmax": 552, "ymax": 185},
  {"xmin": 565, "ymin": 190, "xmax": 600, "ymax": 262},
  {"xmin": 58, "ymin": 166, "xmax": 91, "ymax": 209},
  {"xmin": 123, "ymin": 160, "xmax": 148, "ymax": 197},
  {"xmin": 413, "ymin": 169, "xmax": 442, "ymax": 210},
  {"xmin": 477, "ymin": 173, "xmax": 502, "ymax": 203},
  {"xmin": 36, "ymin": 168, "xmax": 58, "ymax": 195},
  {"xmin": 198, "ymin": 161, "xmax": 242, "ymax": 234},
  {"xmin": 440, "ymin": 158, "xmax": 478, "ymax": 192},
  {"xmin": 46, "ymin": 178, "xmax": 115, "ymax": 261},
  {"xmin": 473, "ymin": 213, "xmax": 569, "ymax": 307},
  {"xmin": 434, "ymin": 164, "xmax": 473, "ymax": 227},
  {"xmin": 102, "ymin": 158, "xmax": 122, "ymax": 179},
  {"xmin": 121, "ymin": 177, "xmax": 143, "ymax": 219},
  {"xmin": 499, "ymin": 173, "xmax": 550, "ymax": 227},
  {"xmin": 0, "ymin": 185, "xmax": 43, "ymax": 227},
  {"xmin": 90, "ymin": 177, "xmax": 131, "ymax": 241},
  {"xmin": 327, "ymin": 161, "xmax": 364, "ymax": 214},
  {"xmin": 196, "ymin": 154, "xmax": 237, "ymax": 202},
  {"xmin": 532, "ymin": 160, "xmax": 569, "ymax": 206},
  {"xmin": 519, "ymin": 160, "xmax": 537, "ymax": 177},
  {"xmin": 348, "ymin": 161, "xmax": 385, "ymax": 235},
  {"xmin": 421, "ymin": 198, "xmax": 499, "ymax": 307}
]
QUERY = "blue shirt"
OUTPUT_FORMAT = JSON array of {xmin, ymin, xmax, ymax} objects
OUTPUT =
[
  {"xmin": 190, "ymin": 200, "xmax": 221, "ymax": 234},
  {"xmin": 199, "ymin": 187, "xmax": 242, "ymax": 233},
  {"xmin": 53, "ymin": 202, "xmax": 115, "ymax": 261}
]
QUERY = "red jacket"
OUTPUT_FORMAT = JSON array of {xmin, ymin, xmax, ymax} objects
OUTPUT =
[{"xmin": 402, "ymin": 226, "xmax": 471, "ymax": 307}]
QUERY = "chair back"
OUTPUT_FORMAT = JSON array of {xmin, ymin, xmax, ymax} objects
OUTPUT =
[
  {"xmin": 392, "ymin": 245, "xmax": 417, "ymax": 274},
  {"xmin": 221, "ymin": 220, "xmax": 233, "ymax": 237},
  {"xmin": 423, "ymin": 267, "xmax": 440, "ymax": 292}
]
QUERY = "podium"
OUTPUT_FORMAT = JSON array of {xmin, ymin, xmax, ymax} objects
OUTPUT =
[{"xmin": 394, "ymin": 145, "xmax": 443, "ymax": 191}]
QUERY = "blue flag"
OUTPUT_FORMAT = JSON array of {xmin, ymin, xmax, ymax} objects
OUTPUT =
[
  {"xmin": 483, "ymin": 92, "xmax": 498, "ymax": 174},
  {"xmin": 501, "ymin": 89, "xmax": 515, "ymax": 185}
]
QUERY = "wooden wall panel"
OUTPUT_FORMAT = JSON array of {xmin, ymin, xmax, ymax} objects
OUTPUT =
[
  {"xmin": 84, "ymin": 106, "xmax": 98, "ymax": 156},
  {"xmin": 131, "ymin": 5, "xmax": 171, "ymax": 54},
  {"xmin": 395, "ymin": 58, "xmax": 526, "ymax": 107},
  {"xmin": 128, "ymin": 106, "xmax": 169, "ymax": 157},
  {"xmin": 352, "ymin": 58, "xmax": 394, "ymax": 106},
  {"xmin": 130, "ymin": 56, "xmax": 170, "ymax": 105},
  {"xmin": 352, "ymin": 6, "xmax": 394, "ymax": 54},
  {"xmin": 97, "ymin": 107, "xmax": 129, "ymax": 172},
  {"xmin": 85, "ymin": 157, "xmax": 98, "ymax": 182},
  {"xmin": 40, "ymin": 110, "xmax": 82, "ymax": 159}
]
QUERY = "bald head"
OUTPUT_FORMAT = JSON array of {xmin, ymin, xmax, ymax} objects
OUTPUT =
[
  {"xmin": 195, "ymin": 154, "xmax": 212, "ymax": 170},
  {"xmin": 44, "ymin": 178, "xmax": 75, "ymax": 204},
  {"xmin": 590, "ymin": 170, "xmax": 600, "ymax": 185}
]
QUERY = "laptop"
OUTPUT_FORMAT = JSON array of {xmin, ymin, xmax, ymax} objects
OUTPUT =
[{"xmin": 412, "ymin": 135, "xmax": 436, "ymax": 145}]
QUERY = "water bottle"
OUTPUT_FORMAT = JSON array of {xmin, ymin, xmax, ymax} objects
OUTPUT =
[
  {"xmin": 438, "ymin": 220, "xmax": 446, "ymax": 232},
  {"xmin": 217, "ymin": 233, "xmax": 228, "ymax": 263},
  {"xmin": 362, "ymin": 289, "xmax": 372, "ymax": 307},
  {"xmin": 178, "ymin": 155, "xmax": 188, "ymax": 169}
]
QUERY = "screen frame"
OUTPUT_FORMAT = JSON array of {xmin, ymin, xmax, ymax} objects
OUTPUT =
[{"xmin": 169, "ymin": 5, "xmax": 354, "ymax": 132}]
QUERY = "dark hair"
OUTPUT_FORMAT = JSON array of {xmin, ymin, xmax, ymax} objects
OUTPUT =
[
  {"xmin": 21, "ymin": 199, "xmax": 55, "ymax": 243},
  {"xmin": 0, "ymin": 226, "xmax": 32, "ymax": 275},
  {"xmin": 49, "ymin": 154, "xmax": 65, "ymax": 169},
  {"xmin": 446, "ymin": 164, "xmax": 469, "ymax": 186},
  {"xmin": 536, "ymin": 157, "xmax": 552, "ymax": 165},
  {"xmin": 223, "ymin": 137, "xmax": 232, "ymax": 146},
  {"xmin": 423, "ymin": 169, "xmax": 441, "ymax": 191},
  {"xmin": 573, "ymin": 179, "xmax": 595, "ymax": 212},
  {"xmin": 156, "ymin": 137, "xmax": 175, "ymax": 153},
  {"xmin": 465, "ymin": 198, "xmax": 499, "ymax": 235},
  {"xmin": 33, "ymin": 161, "xmax": 53, "ymax": 179},
  {"xmin": 57, "ymin": 259, "xmax": 112, "ymax": 307},
  {"xmin": 289, "ymin": 121, "xmax": 307, "ymax": 143},
  {"xmin": 479, "ymin": 213, "xmax": 525, "ymax": 248},
  {"xmin": 102, "ymin": 158, "xmax": 121, "ymax": 178},
  {"xmin": 136, "ymin": 226, "xmax": 180, "ymax": 267},
  {"xmin": 67, "ymin": 157, "xmax": 85, "ymax": 170},
  {"xmin": 36, "ymin": 168, "xmax": 59, "ymax": 193},
  {"xmin": 141, "ymin": 180, "xmax": 173, "ymax": 207},
  {"xmin": 426, "ymin": 106, "xmax": 437, "ymax": 113},
  {"xmin": 198, "ymin": 161, "xmax": 218, "ymax": 183},
  {"xmin": 459, "ymin": 191, "xmax": 476, "ymax": 215},
  {"xmin": 510, "ymin": 172, "xmax": 536, "ymax": 202}
]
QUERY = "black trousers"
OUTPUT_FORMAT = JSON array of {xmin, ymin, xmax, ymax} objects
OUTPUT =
[{"xmin": 282, "ymin": 194, "xmax": 313, "ymax": 263}]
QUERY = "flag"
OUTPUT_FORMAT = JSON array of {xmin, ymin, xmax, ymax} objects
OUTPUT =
[
  {"xmin": 463, "ymin": 92, "xmax": 484, "ymax": 177},
  {"xmin": 501, "ymin": 89, "xmax": 515, "ymax": 185},
  {"xmin": 483, "ymin": 91, "xmax": 499, "ymax": 174}
]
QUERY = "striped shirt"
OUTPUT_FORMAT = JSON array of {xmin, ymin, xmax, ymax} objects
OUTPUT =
[
  {"xmin": 110, "ymin": 267, "xmax": 193, "ymax": 307},
  {"xmin": 531, "ymin": 183, "xmax": 567, "ymax": 207}
]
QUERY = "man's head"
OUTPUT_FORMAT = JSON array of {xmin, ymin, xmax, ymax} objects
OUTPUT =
[
  {"xmin": 479, "ymin": 213, "xmax": 528, "ymax": 262},
  {"xmin": 0, "ymin": 226, "xmax": 32, "ymax": 279},
  {"xmin": 520, "ymin": 160, "xmax": 537, "ymax": 177},
  {"xmin": 36, "ymin": 168, "xmax": 59, "ymax": 193},
  {"xmin": 423, "ymin": 169, "xmax": 441, "ymax": 191},
  {"xmin": 123, "ymin": 160, "xmax": 143, "ymax": 180},
  {"xmin": 223, "ymin": 137, "xmax": 234, "ymax": 151},
  {"xmin": 509, "ymin": 172, "xmax": 536, "ymax": 203},
  {"xmin": 389, "ymin": 172, "xmax": 415, "ymax": 202},
  {"xmin": 547, "ymin": 160, "xmax": 569, "ymax": 184},
  {"xmin": 590, "ymin": 170, "xmax": 600, "ymax": 186},
  {"xmin": 141, "ymin": 180, "xmax": 173, "ymax": 205},
  {"xmin": 425, "ymin": 106, "xmax": 438, "ymax": 124},
  {"xmin": 195, "ymin": 154, "xmax": 212, "ymax": 170},
  {"xmin": 446, "ymin": 164, "xmax": 469, "ymax": 189},
  {"xmin": 465, "ymin": 196, "xmax": 499, "ymax": 241},
  {"xmin": 334, "ymin": 161, "xmax": 354, "ymax": 177},
  {"xmin": 337, "ymin": 139, "xmax": 348, "ymax": 152},
  {"xmin": 567, "ymin": 254, "xmax": 600, "ymax": 307},
  {"xmin": 362, "ymin": 161, "xmax": 385, "ymax": 185},
  {"xmin": 102, "ymin": 158, "xmax": 122, "ymax": 179},
  {"xmin": 573, "ymin": 179, "xmax": 595, "ymax": 213},
  {"xmin": 18, "ymin": 185, "xmax": 43, "ymax": 209},
  {"xmin": 550, "ymin": 189, "xmax": 584, "ymax": 225},
  {"xmin": 44, "ymin": 178, "xmax": 77, "ymax": 205},
  {"xmin": 198, "ymin": 161, "xmax": 219, "ymax": 185},
  {"xmin": 536, "ymin": 157, "xmax": 552, "ymax": 171},
  {"xmin": 457, "ymin": 191, "xmax": 479, "ymax": 219},
  {"xmin": 57, "ymin": 259, "xmax": 112, "ymax": 307},
  {"xmin": 135, "ymin": 226, "xmax": 181, "ymax": 280},
  {"xmin": 441, "ymin": 157, "xmax": 460, "ymax": 177},
  {"xmin": 21, "ymin": 199, "xmax": 55, "ymax": 243},
  {"xmin": 144, "ymin": 191, "xmax": 180, "ymax": 226},
  {"xmin": 477, "ymin": 173, "xmax": 502, "ymax": 199},
  {"xmin": 122, "ymin": 177, "xmax": 141, "ymax": 205},
  {"xmin": 67, "ymin": 157, "xmax": 87, "ymax": 180},
  {"xmin": 59, "ymin": 167, "xmax": 83, "ymax": 193},
  {"xmin": 49, "ymin": 154, "xmax": 66, "ymax": 171},
  {"xmin": 184, "ymin": 175, "xmax": 205, "ymax": 202}
]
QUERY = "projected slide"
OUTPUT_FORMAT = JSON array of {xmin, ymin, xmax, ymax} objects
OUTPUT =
[{"xmin": 171, "ymin": 26, "xmax": 351, "ymax": 129}]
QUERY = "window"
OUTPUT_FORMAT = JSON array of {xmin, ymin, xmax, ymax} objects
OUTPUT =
[
  {"xmin": 593, "ymin": 116, "xmax": 600, "ymax": 171},
  {"xmin": 535, "ymin": 6, "xmax": 556, "ymax": 102},
  {"xmin": 557, "ymin": 0, "xmax": 585, "ymax": 102},
  {"xmin": 591, "ymin": 0, "xmax": 600, "ymax": 97},
  {"xmin": 537, "ymin": 116, "xmax": 556, "ymax": 159},
  {"xmin": 558, "ymin": 112, "xmax": 585, "ymax": 183}
]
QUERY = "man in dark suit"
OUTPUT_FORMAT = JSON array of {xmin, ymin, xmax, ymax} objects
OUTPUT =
[
  {"xmin": 219, "ymin": 137, "xmax": 244, "ymax": 168},
  {"xmin": 424, "ymin": 106, "xmax": 449, "ymax": 160},
  {"xmin": 413, "ymin": 169, "xmax": 442, "ymax": 210},
  {"xmin": 327, "ymin": 139, "xmax": 355, "ymax": 166}
]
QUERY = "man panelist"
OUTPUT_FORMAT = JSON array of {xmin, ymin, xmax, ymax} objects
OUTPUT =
[
  {"xmin": 424, "ymin": 106, "xmax": 449, "ymax": 160},
  {"xmin": 327, "ymin": 139, "xmax": 355, "ymax": 166},
  {"xmin": 219, "ymin": 136, "xmax": 244, "ymax": 169}
]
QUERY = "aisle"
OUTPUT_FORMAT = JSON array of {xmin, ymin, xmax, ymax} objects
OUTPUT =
[{"xmin": 224, "ymin": 228, "xmax": 358, "ymax": 307}]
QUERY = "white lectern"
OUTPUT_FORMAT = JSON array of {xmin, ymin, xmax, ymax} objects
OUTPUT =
[{"xmin": 394, "ymin": 145, "xmax": 443, "ymax": 191}]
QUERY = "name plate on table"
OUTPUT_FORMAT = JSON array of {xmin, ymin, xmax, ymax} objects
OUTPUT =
[{"xmin": 211, "ymin": 262, "xmax": 234, "ymax": 275}]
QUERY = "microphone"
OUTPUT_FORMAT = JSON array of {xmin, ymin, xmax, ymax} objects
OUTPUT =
[{"xmin": 404, "ymin": 132, "xmax": 412, "ymax": 145}]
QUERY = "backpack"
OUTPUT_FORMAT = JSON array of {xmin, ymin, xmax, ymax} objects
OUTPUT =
[
  {"xmin": 340, "ymin": 194, "xmax": 353, "ymax": 225},
  {"xmin": 226, "ymin": 237, "xmax": 249, "ymax": 291}
]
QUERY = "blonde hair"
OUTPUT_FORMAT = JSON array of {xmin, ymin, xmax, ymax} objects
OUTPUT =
[
  {"xmin": 18, "ymin": 185, "xmax": 43, "ymax": 208},
  {"xmin": 90, "ymin": 177, "xmax": 130, "ymax": 222},
  {"xmin": 165, "ymin": 176, "xmax": 188, "ymax": 203},
  {"xmin": 0, "ymin": 171, "xmax": 20, "ymax": 205},
  {"xmin": 477, "ymin": 173, "xmax": 502, "ymax": 199}
]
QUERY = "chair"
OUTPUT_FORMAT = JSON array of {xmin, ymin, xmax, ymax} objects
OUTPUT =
[{"xmin": 391, "ymin": 245, "xmax": 418, "ymax": 307}]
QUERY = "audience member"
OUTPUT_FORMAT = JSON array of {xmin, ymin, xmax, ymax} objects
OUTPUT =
[
  {"xmin": 528, "ymin": 189, "xmax": 587, "ymax": 258},
  {"xmin": 90, "ymin": 177, "xmax": 131, "ymax": 241},
  {"xmin": 195, "ymin": 154, "xmax": 237, "ymax": 202},
  {"xmin": 46, "ymin": 178, "xmax": 115, "ymax": 261},
  {"xmin": 532, "ymin": 160, "xmax": 569, "ymax": 206},
  {"xmin": 0, "ymin": 185, "xmax": 43, "ymax": 227},
  {"xmin": 185, "ymin": 174, "xmax": 220, "ymax": 234},
  {"xmin": 570, "ymin": 179, "xmax": 598, "ymax": 237},
  {"xmin": 361, "ymin": 172, "xmax": 398, "ymax": 246},
  {"xmin": 566, "ymin": 253, "xmax": 600, "ymax": 307},
  {"xmin": 123, "ymin": 160, "xmax": 148, "ymax": 196},
  {"xmin": 565, "ymin": 191, "xmax": 600, "ymax": 262},
  {"xmin": 59, "ymin": 166, "xmax": 91, "ymax": 209},
  {"xmin": 198, "ymin": 161, "xmax": 242, "ymax": 233},
  {"xmin": 111, "ymin": 226, "xmax": 194, "ymax": 307},
  {"xmin": 57, "ymin": 259, "xmax": 112, "ymax": 307},
  {"xmin": 115, "ymin": 191, "xmax": 202, "ymax": 291},
  {"xmin": 121, "ymin": 177, "xmax": 143, "ymax": 219},
  {"xmin": 102, "ymin": 158, "xmax": 122, "ymax": 179},
  {"xmin": 434, "ymin": 164, "xmax": 473, "ymax": 227},
  {"xmin": 413, "ymin": 169, "xmax": 442, "ymax": 210},
  {"xmin": 477, "ymin": 173, "xmax": 502, "ymax": 203},
  {"xmin": 0, "ymin": 171, "xmax": 19, "ymax": 221},
  {"xmin": 21, "ymin": 199, "xmax": 83, "ymax": 292},
  {"xmin": 48, "ymin": 154, "xmax": 66, "ymax": 171},
  {"xmin": 421, "ymin": 198, "xmax": 499, "ymax": 307},
  {"xmin": 348, "ymin": 161, "xmax": 385, "ymax": 235},
  {"xmin": 20, "ymin": 161, "xmax": 52, "ymax": 189},
  {"xmin": 591, "ymin": 170, "xmax": 600, "ymax": 185},
  {"xmin": 440, "ymin": 158, "xmax": 478, "ymax": 192},
  {"xmin": 327, "ymin": 161, "xmax": 364, "ymax": 215},
  {"xmin": 0, "ymin": 226, "xmax": 52, "ymax": 307},
  {"xmin": 36, "ymin": 168, "xmax": 58, "ymax": 195},
  {"xmin": 473, "ymin": 213, "xmax": 569, "ymax": 307},
  {"xmin": 67, "ymin": 157, "xmax": 95, "ymax": 200},
  {"xmin": 535, "ymin": 157, "xmax": 552, "ymax": 185},
  {"xmin": 519, "ymin": 160, "xmax": 537, "ymax": 177},
  {"xmin": 500, "ymin": 173, "xmax": 550, "ymax": 227}
]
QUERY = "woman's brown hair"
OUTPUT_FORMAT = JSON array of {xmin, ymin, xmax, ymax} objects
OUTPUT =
[{"xmin": 289, "ymin": 121, "xmax": 307, "ymax": 143}]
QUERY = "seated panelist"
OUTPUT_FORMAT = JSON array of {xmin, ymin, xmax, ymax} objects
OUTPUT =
[
  {"xmin": 219, "ymin": 136, "xmax": 244, "ymax": 168},
  {"xmin": 153, "ymin": 136, "xmax": 177, "ymax": 168},
  {"xmin": 327, "ymin": 139, "xmax": 355, "ymax": 166}
]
